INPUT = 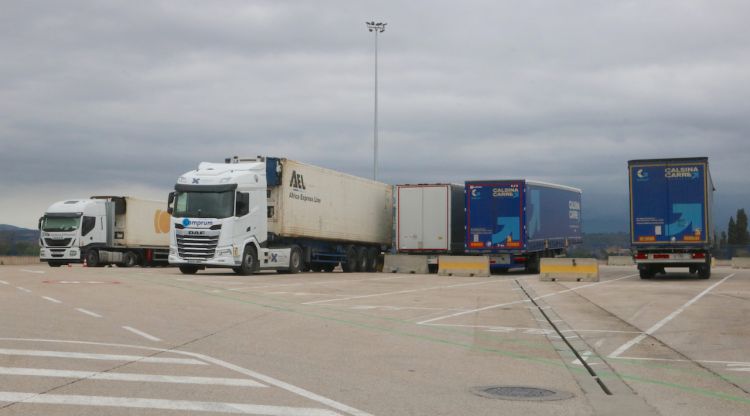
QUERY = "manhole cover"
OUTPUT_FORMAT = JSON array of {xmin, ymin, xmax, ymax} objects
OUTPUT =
[{"xmin": 471, "ymin": 386, "xmax": 573, "ymax": 401}]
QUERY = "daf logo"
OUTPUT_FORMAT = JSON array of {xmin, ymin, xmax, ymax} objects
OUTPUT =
[{"xmin": 187, "ymin": 230, "xmax": 206, "ymax": 236}]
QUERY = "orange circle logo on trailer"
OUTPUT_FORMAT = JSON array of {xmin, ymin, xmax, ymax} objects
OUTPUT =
[{"xmin": 154, "ymin": 210, "xmax": 171, "ymax": 234}]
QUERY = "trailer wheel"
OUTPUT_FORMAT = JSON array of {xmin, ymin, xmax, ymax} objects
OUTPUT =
[
  {"xmin": 179, "ymin": 265, "xmax": 199, "ymax": 275},
  {"xmin": 236, "ymin": 245, "xmax": 258, "ymax": 276},
  {"xmin": 525, "ymin": 255, "xmax": 540, "ymax": 274},
  {"xmin": 639, "ymin": 267, "xmax": 654, "ymax": 279},
  {"xmin": 365, "ymin": 247, "xmax": 379, "ymax": 272},
  {"xmin": 288, "ymin": 246, "xmax": 303, "ymax": 274},
  {"xmin": 122, "ymin": 252, "xmax": 139, "ymax": 268},
  {"xmin": 698, "ymin": 264, "xmax": 711, "ymax": 279},
  {"xmin": 85, "ymin": 250, "xmax": 100, "ymax": 267},
  {"xmin": 354, "ymin": 247, "xmax": 368, "ymax": 272},
  {"xmin": 341, "ymin": 246, "xmax": 357, "ymax": 272}
]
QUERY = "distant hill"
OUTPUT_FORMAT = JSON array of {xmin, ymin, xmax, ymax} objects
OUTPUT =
[{"xmin": 0, "ymin": 225, "xmax": 40, "ymax": 256}]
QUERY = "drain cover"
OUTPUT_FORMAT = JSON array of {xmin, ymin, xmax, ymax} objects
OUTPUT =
[{"xmin": 471, "ymin": 386, "xmax": 573, "ymax": 401}]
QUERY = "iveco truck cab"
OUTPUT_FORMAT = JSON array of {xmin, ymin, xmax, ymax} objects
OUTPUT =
[
  {"xmin": 39, "ymin": 196, "xmax": 170, "ymax": 267},
  {"xmin": 168, "ymin": 156, "xmax": 393, "ymax": 275},
  {"xmin": 39, "ymin": 199, "xmax": 108, "ymax": 267}
]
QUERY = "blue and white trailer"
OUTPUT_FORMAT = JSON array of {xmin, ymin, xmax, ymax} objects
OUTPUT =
[
  {"xmin": 465, "ymin": 180, "xmax": 582, "ymax": 272},
  {"xmin": 628, "ymin": 157, "xmax": 714, "ymax": 279}
]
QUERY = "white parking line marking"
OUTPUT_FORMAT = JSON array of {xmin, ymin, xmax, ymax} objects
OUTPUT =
[
  {"xmin": 418, "ymin": 273, "xmax": 639, "ymax": 325},
  {"xmin": 122, "ymin": 326, "xmax": 162, "ymax": 342},
  {"xmin": 0, "ymin": 280, "xmax": 9, "ymax": 285},
  {"xmin": 19, "ymin": 269, "xmax": 45, "ymax": 274},
  {"xmin": 608, "ymin": 273, "xmax": 736, "ymax": 358},
  {"xmin": 0, "ymin": 367, "xmax": 266, "ymax": 387},
  {"xmin": 0, "ymin": 348, "xmax": 206, "ymax": 365},
  {"xmin": 75, "ymin": 308, "xmax": 102, "ymax": 318},
  {"xmin": 41, "ymin": 296, "xmax": 62, "ymax": 304},
  {"xmin": 16, "ymin": 287, "xmax": 32, "ymax": 293},
  {"xmin": 0, "ymin": 338, "xmax": 371, "ymax": 416},
  {"xmin": 303, "ymin": 279, "xmax": 503, "ymax": 305},
  {"xmin": 0, "ymin": 392, "xmax": 343, "ymax": 416}
]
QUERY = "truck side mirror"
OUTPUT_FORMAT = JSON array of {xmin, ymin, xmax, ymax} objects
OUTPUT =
[
  {"xmin": 38, "ymin": 217, "xmax": 43, "ymax": 230},
  {"xmin": 167, "ymin": 192, "xmax": 175, "ymax": 214}
]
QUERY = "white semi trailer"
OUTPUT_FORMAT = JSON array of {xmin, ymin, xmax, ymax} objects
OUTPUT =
[
  {"xmin": 39, "ymin": 196, "xmax": 171, "ymax": 267},
  {"xmin": 168, "ymin": 156, "xmax": 393, "ymax": 275}
]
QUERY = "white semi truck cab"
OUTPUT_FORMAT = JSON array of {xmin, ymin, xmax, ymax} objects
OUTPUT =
[
  {"xmin": 39, "ymin": 196, "xmax": 170, "ymax": 267},
  {"xmin": 168, "ymin": 156, "xmax": 393, "ymax": 275},
  {"xmin": 39, "ymin": 199, "xmax": 109, "ymax": 266}
]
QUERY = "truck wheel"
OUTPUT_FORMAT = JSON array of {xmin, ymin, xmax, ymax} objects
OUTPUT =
[
  {"xmin": 355, "ymin": 247, "xmax": 368, "ymax": 272},
  {"xmin": 288, "ymin": 246, "xmax": 303, "ymax": 274},
  {"xmin": 365, "ymin": 247, "xmax": 379, "ymax": 272},
  {"xmin": 639, "ymin": 268, "xmax": 653, "ymax": 279},
  {"xmin": 48, "ymin": 262, "xmax": 62, "ymax": 268},
  {"xmin": 179, "ymin": 265, "xmax": 199, "ymax": 275},
  {"xmin": 525, "ymin": 255, "xmax": 540, "ymax": 274},
  {"xmin": 123, "ymin": 252, "xmax": 139, "ymax": 268},
  {"xmin": 341, "ymin": 246, "xmax": 357, "ymax": 272},
  {"xmin": 236, "ymin": 245, "xmax": 258, "ymax": 276},
  {"xmin": 85, "ymin": 250, "xmax": 100, "ymax": 267},
  {"xmin": 698, "ymin": 264, "xmax": 711, "ymax": 279}
]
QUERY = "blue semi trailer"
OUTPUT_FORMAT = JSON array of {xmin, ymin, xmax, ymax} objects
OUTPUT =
[
  {"xmin": 628, "ymin": 157, "xmax": 714, "ymax": 279},
  {"xmin": 465, "ymin": 180, "xmax": 582, "ymax": 273}
]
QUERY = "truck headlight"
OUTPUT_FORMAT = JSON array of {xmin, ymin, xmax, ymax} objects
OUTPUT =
[
  {"xmin": 69, "ymin": 250, "xmax": 78, "ymax": 256},
  {"xmin": 217, "ymin": 248, "xmax": 232, "ymax": 257}
]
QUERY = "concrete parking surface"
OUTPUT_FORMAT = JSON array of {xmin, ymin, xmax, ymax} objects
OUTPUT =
[{"xmin": 0, "ymin": 264, "xmax": 748, "ymax": 415}]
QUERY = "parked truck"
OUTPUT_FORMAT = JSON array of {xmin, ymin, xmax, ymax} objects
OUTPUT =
[
  {"xmin": 168, "ymin": 156, "xmax": 393, "ymax": 275},
  {"xmin": 465, "ymin": 180, "xmax": 582, "ymax": 272},
  {"xmin": 628, "ymin": 157, "xmax": 714, "ymax": 279},
  {"xmin": 394, "ymin": 184, "xmax": 465, "ymax": 271},
  {"xmin": 39, "ymin": 196, "xmax": 171, "ymax": 267}
]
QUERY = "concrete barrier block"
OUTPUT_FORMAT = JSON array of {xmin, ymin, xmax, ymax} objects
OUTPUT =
[
  {"xmin": 438, "ymin": 255, "xmax": 490, "ymax": 277},
  {"xmin": 607, "ymin": 256, "xmax": 634, "ymax": 266},
  {"xmin": 0, "ymin": 256, "xmax": 40, "ymax": 266},
  {"xmin": 540, "ymin": 258, "xmax": 599, "ymax": 282},
  {"xmin": 731, "ymin": 257, "xmax": 750, "ymax": 269},
  {"xmin": 383, "ymin": 254, "xmax": 429, "ymax": 274}
]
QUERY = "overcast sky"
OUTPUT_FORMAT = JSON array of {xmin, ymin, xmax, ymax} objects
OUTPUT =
[{"xmin": 1, "ymin": 0, "xmax": 749, "ymax": 232}]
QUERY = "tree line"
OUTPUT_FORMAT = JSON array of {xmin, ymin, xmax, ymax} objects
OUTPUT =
[{"xmin": 718, "ymin": 208, "xmax": 749, "ymax": 247}]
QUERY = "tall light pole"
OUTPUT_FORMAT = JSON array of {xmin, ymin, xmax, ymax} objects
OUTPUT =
[{"xmin": 366, "ymin": 21, "xmax": 386, "ymax": 180}]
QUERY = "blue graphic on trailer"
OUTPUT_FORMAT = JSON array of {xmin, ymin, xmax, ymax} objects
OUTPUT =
[
  {"xmin": 666, "ymin": 203, "xmax": 702, "ymax": 237},
  {"xmin": 492, "ymin": 217, "xmax": 520, "ymax": 244}
]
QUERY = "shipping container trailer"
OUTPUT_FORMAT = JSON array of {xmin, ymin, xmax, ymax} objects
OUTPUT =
[
  {"xmin": 628, "ymin": 157, "xmax": 714, "ymax": 279},
  {"xmin": 465, "ymin": 180, "xmax": 582, "ymax": 272}
]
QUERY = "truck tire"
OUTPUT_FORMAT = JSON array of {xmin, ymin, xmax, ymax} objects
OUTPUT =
[
  {"xmin": 355, "ymin": 247, "xmax": 368, "ymax": 272},
  {"xmin": 179, "ymin": 265, "xmax": 199, "ymax": 275},
  {"xmin": 639, "ymin": 267, "xmax": 654, "ymax": 279},
  {"xmin": 525, "ymin": 255, "xmax": 540, "ymax": 274},
  {"xmin": 122, "ymin": 252, "xmax": 139, "ymax": 268},
  {"xmin": 365, "ymin": 247, "xmax": 379, "ymax": 272},
  {"xmin": 341, "ymin": 246, "xmax": 357, "ymax": 273},
  {"xmin": 85, "ymin": 250, "xmax": 100, "ymax": 268},
  {"xmin": 288, "ymin": 246, "xmax": 303, "ymax": 274},
  {"xmin": 698, "ymin": 263, "xmax": 711, "ymax": 279},
  {"xmin": 236, "ymin": 245, "xmax": 258, "ymax": 276},
  {"xmin": 48, "ymin": 262, "xmax": 63, "ymax": 268}
]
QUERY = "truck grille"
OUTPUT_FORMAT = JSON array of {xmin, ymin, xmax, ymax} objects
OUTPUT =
[
  {"xmin": 45, "ymin": 238, "xmax": 72, "ymax": 247},
  {"xmin": 176, "ymin": 235, "xmax": 219, "ymax": 260}
]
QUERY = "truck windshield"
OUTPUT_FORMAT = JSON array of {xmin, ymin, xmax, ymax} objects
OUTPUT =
[
  {"xmin": 173, "ymin": 191, "xmax": 235, "ymax": 219},
  {"xmin": 42, "ymin": 216, "xmax": 81, "ymax": 231}
]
